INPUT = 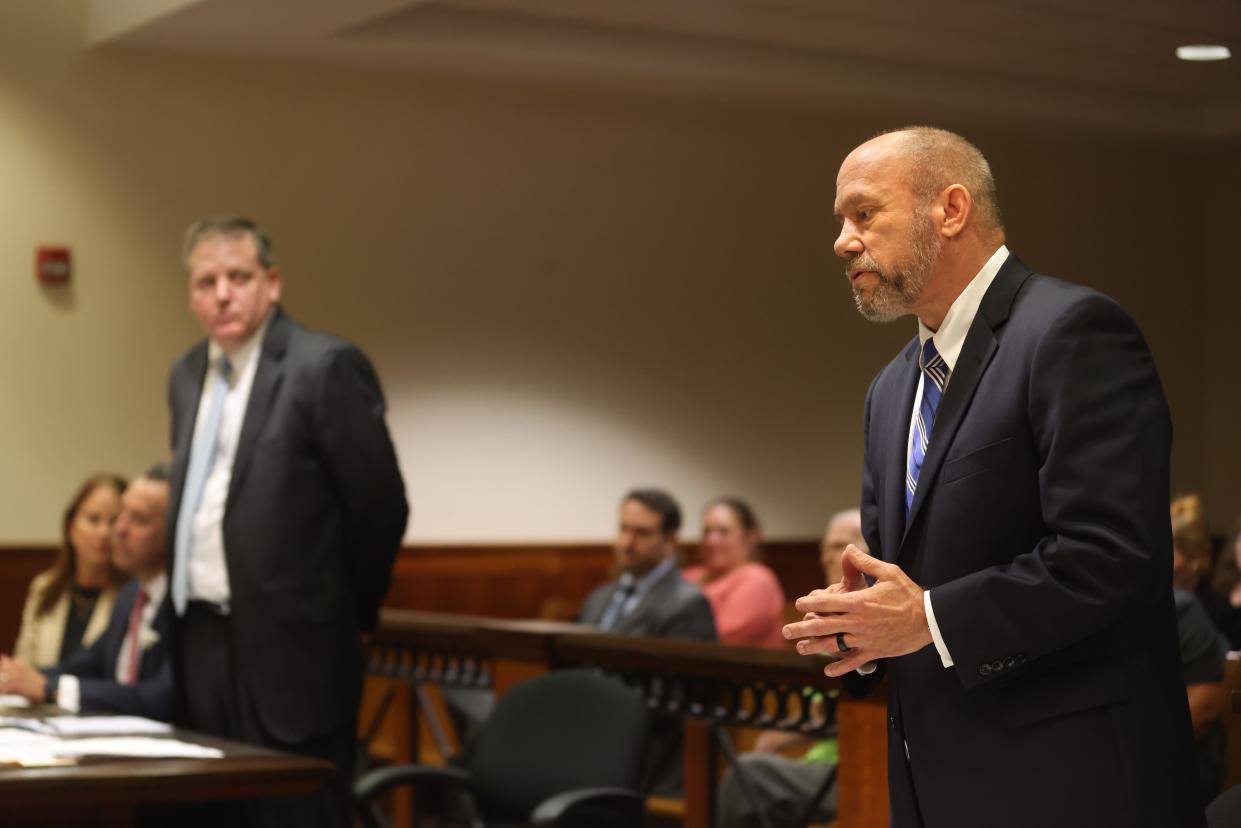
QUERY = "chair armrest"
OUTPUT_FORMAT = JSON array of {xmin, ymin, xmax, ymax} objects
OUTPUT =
[
  {"xmin": 530, "ymin": 787, "xmax": 645, "ymax": 828},
  {"xmin": 353, "ymin": 763, "xmax": 471, "ymax": 801}
]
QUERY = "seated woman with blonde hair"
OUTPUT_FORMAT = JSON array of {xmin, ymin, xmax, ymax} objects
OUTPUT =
[
  {"xmin": 12, "ymin": 474, "xmax": 128, "ymax": 668},
  {"xmin": 683, "ymin": 498, "xmax": 786, "ymax": 648}
]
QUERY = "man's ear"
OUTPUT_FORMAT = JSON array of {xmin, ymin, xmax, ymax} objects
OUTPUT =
[{"xmin": 937, "ymin": 184, "xmax": 973, "ymax": 240}]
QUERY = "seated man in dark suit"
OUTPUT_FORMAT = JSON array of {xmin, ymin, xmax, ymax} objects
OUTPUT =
[
  {"xmin": 0, "ymin": 464, "xmax": 174, "ymax": 721},
  {"xmin": 579, "ymin": 488, "xmax": 717, "ymax": 640},
  {"xmin": 578, "ymin": 488, "xmax": 717, "ymax": 797}
]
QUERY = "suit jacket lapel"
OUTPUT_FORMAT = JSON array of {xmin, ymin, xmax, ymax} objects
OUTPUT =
[
  {"xmin": 616, "ymin": 566, "xmax": 673, "ymax": 633},
  {"xmin": 227, "ymin": 309, "xmax": 289, "ymax": 508},
  {"xmin": 168, "ymin": 343, "xmax": 208, "ymax": 524},
  {"xmin": 881, "ymin": 341, "xmax": 920, "ymax": 563},
  {"xmin": 899, "ymin": 255, "xmax": 1034, "ymax": 552}
]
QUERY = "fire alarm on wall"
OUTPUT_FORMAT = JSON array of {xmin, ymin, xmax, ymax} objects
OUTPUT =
[{"xmin": 36, "ymin": 246, "xmax": 72, "ymax": 285}]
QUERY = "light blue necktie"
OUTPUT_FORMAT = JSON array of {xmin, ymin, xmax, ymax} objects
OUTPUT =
[
  {"xmin": 906, "ymin": 339, "xmax": 948, "ymax": 513},
  {"xmin": 171, "ymin": 356, "xmax": 232, "ymax": 615},
  {"xmin": 598, "ymin": 581, "xmax": 637, "ymax": 631}
]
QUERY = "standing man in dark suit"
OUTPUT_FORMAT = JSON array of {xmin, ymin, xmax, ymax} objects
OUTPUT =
[
  {"xmin": 783, "ymin": 128, "xmax": 1203, "ymax": 827},
  {"xmin": 168, "ymin": 216, "xmax": 408, "ymax": 827},
  {"xmin": 579, "ymin": 488, "xmax": 716, "ymax": 641},
  {"xmin": 0, "ymin": 464, "xmax": 175, "ymax": 721}
]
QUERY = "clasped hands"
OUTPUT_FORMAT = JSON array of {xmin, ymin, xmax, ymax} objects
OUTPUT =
[
  {"xmin": 782, "ymin": 544, "xmax": 933, "ymax": 677},
  {"xmin": 0, "ymin": 654, "xmax": 47, "ymax": 702}
]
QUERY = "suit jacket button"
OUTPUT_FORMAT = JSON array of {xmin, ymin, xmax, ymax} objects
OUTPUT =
[
  {"xmin": 1015, "ymin": 652, "xmax": 1027, "ymax": 665},
  {"xmin": 1004, "ymin": 656, "xmax": 1017, "ymax": 669},
  {"xmin": 991, "ymin": 659, "xmax": 1005, "ymax": 672},
  {"xmin": 979, "ymin": 663, "xmax": 992, "ymax": 677}
]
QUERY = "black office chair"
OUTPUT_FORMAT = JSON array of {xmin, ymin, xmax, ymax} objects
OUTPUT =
[
  {"xmin": 353, "ymin": 669, "xmax": 650, "ymax": 828},
  {"xmin": 1207, "ymin": 782, "xmax": 1241, "ymax": 828}
]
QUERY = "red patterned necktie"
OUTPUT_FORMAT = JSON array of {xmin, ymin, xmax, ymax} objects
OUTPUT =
[{"xmin": 123, "ymin": 589, "xmax": 149, "ymax": 685}]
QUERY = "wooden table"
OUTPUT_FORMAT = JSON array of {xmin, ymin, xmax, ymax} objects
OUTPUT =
[{"xmin": 0, "ymin": 727, "xmax": 333, "ymax": 827}]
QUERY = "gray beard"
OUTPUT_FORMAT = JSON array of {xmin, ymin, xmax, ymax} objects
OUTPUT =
[{"xmin": 849, "ymin": 212, "xmax": 940, "ymax": 323}]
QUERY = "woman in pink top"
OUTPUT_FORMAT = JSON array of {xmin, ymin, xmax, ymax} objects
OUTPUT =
[{"xmin": 683, "ymin": 498, "xmax": 787, "ymax": 648}]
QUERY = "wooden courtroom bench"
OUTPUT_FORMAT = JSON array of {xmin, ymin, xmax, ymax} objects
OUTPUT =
[{"xmin": 361, "ymin": 609, "xmax": 889, "ymax": 828}]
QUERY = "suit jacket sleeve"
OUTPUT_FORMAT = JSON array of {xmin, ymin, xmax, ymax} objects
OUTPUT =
[
  {"xmin": 844, "ymin": 373, "xmax": 888, "ymax": 699},
  {"xmin": 71, "ymin": 659, "xmax": 175, "ymax": 721},
  {"xmin": 313, "ymin": 344, "xmax": 409, "ymax": 631},
  {"xmin": 930, "ymin": 295, "xmax": 1172, "ymax": 690},
  {"xmin": 44, "ymin": 595, "xmax": 122, "ymax": 685},
  {"xmin": 660, "ymin": 590, "xmax": 718, "ymax": 641},
  {"xmin": 45, "ymin": 594, "xmax": 176, "ymax": 722}
]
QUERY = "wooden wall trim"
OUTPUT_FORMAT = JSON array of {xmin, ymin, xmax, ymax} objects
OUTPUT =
[{"xmin": 1, "ymin": 540, "xmax": 824, "ymax": 645}]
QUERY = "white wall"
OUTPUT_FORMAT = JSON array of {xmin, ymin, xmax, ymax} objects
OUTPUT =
[{"xmin": 0, "ymin": 2, "xmax": 1221, "ymax": 544}]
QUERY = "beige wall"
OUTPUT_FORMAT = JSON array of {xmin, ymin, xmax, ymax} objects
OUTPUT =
[
  {"xmin": 1205, "ymin": 138, "xmax": 1241, "ymax": 534},
  {"xmin": 0, "ymin": 2, "xmax": 1223, "ymax": 544}
]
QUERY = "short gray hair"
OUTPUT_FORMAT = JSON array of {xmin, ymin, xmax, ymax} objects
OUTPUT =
[
  {"xmin": 182, "ymin": 216, "xmax": 275, "ymax": 270},
  {"xmin": 879, "ymin": 127, "xmax": 1004, "ymax": 233}
]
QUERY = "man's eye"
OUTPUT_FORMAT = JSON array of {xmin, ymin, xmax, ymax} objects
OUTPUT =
[{"xmin": 858, "ymin": 210, "xmax": 871, "ymax": 221}]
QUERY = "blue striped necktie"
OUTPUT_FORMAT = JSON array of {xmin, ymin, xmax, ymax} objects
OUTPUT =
[
  {"xmin": 171, "ymin": 356, "xmax": 233, "ymax": 615},
  {"xmin": 906, "ymin": 338, "xmax": 948, "ymax": 512}
]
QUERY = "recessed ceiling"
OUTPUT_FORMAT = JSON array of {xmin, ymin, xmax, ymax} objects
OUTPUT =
[{"xmin": 88, "ymin": 0, "xmax": 1241, "ymax": 138}]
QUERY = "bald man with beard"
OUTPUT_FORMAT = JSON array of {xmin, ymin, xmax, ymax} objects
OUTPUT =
[{"xmin": 783, "ymin": 128, "xmax": 1202, "ymax": 827}]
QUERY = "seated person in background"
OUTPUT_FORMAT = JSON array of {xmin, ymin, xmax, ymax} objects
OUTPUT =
[
  {"xmin": 1171, "ymin": 494, "xmax": 1233, "ymax": 641},
  {"xmin": 683, "ymin": 498, "xmax": 785, "ymax": 648},
  {"xmin": 715, "ymin": 509, "xmax": 863, "ymax": 828},
  {"xmin": 0, "ymin": 464, "xmax": 174, "ymax": 721},
  {"xmin": 13, "ymin": 474, "xmax": 128, "ymax": 668},
  {"xmin": 579, "ymin": 488, "xmax": 716, "ymax": 798},
  {"xmin": 579, "ymin": 488, "xmax": 716, "ymax": 641},
  {"xmin": 1171, "ymin": 513, "xmax": 1230, "ymax": 801},
  {"xmin": 1210, "ymin": 517, "xmax": 1241, "ymax": 650}
]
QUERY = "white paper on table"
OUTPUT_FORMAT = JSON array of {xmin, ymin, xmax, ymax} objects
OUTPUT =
[
  {"xmin": 51, "ymin": 736, "xmax": 223, "ymax": 759},
  {"xmin": 0, "ymin": 694, "xmax": 31, "ymax": 709},
  {"xmin": 0, "ymin": 729, "xmax": 59, "ymax": 746},
  {"xmin": 0, "ymin": 716, "xmax": 53, "ymax": 734},
  {"xmin": 42, "ymin": 715, "xmax": 173, "ymax": 736},
  {"xmin": 0, "ymin": 730, "xmax": 63, "ymax": 766}
]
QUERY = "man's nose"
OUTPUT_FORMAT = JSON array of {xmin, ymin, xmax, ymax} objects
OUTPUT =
[{"xmin": 834, "ymin": 224, "xmax": 862, "ymax": 259}]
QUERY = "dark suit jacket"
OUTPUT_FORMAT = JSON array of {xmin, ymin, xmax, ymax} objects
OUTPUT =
[
  {"xmin": 848, "ymin": 255, "xmax": 1202, "ymax": 827},
  {"xmin": 579, "ymin": 563, "xmax": 717, "ymax": 641},
  {"xmin": 167, "ymin": 308, "xmax": 409, "ymax": 744},
  {"xmin": 44, "ymin": 578, "xmax": 175, "ymax": 722}
]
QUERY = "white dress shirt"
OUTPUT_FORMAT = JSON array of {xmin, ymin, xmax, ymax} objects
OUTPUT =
[
  {"xmin": 56, "ymin": 572, "xmax": 168, "ymax": 713},
  {"xmin": 910, "ymin": 244, "xmax": 1009, "ymax": 668},
  {"xmin": 186, "ymin": 313, "xmax": 272, "ymax": 607}
]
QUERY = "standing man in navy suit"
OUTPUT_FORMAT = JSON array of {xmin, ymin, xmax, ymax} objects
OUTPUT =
[
  {"xmin": 0, "ymin": 464, "xmax": 175, "ymax": 721},
  {"xmin": 167, "ymin": 217, "xmax": 408, "ymax": 828},
  {"xmin": 783, "ymin": 128, "xmax": 1203, "ymax": 826}
]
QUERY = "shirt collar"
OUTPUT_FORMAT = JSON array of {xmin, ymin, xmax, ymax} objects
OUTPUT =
[
  {"xmin": 207, "ymin": 309, "xmax": 274, "ymax": 378},
  {"xmin": 917, "ymin": 244, "xmax": 1009, "ymax": 371},
  {"xmin": 618, "ymin": 556, "xmax": 677, "ymax": 594},
  {"xmin": 139, "ymin": 571, "xmax": 168, "ymax": 608}
]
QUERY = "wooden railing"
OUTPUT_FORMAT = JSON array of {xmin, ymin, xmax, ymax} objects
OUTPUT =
[{"xmin": 367, "ymin": 609, "xmax": 890, "ymax": 827}]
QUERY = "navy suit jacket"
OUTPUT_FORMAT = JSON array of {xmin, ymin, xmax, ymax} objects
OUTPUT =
[
  {"xmin": 847, "ymin": 255, "xmax": 1203, "ymax": 827},
  {"xmin": 44, "ymin": 578, "xmax": 175, "ymax": 722},
  {"xmin": 167, "ymin": 308, "xmax": 409, "ymax": 743}
]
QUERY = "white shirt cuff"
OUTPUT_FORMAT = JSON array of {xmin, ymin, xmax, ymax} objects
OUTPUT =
[
  {"xmin": 925, "ymin": 589, "xmax": 954, "ymax": 668},
  {"xmin": 55, "ymin": 675, "xmax": 81, "ymax": 713}
]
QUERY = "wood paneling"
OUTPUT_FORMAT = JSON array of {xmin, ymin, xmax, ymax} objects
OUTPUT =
[
  {"xmin": 0, "ymin": 547, "xmax": 56, "ymax": 655},
  {"xmin": 1, "ymin": 540, "xmax": 823, "ymax": 650}
]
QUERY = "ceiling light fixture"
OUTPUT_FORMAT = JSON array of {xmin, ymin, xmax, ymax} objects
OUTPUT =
[{"xmin": 1176, "ymin": 44, "xmax": 1231, "ymax": 61}]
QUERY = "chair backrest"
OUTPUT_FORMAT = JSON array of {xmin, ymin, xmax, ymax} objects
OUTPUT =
[{"xmin": 467, "ymin": 669, "xmax": 650, "ymax": 822}]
